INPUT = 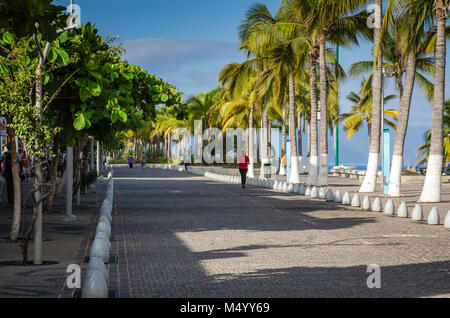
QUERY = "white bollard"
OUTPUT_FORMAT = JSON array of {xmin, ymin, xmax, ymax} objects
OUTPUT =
[
  {"xmin": 427, "ymin": 207, "xmax": 440, "ymax": 225},
  {"xmin": 444, "ymin": 211, "xmax": 450, "ymax": 229},
  {"xmin": 325, "ymin": 189, "xmax": 334, "ymax": 202},
  {"xmin": 371, "ymin": 197, "xmax": 382, "ymax": 212},
  {"xmin": 90, "ymin": 237, "xmax": 109, "ymax": 263},
  {"xmin": 333, "ymin": 190, "xmax": 342, "ymax": 203},
  {"xmin": 96, "ymin": 220, "xmax": 111, "ymax": 239},
  {"xmin": 100, "ymin": 207, "xmax": 112, "ymax": 224},
  {"xmin": 273, "ymin": 181, "xmax": 278, "ymax": 190},
  {"xmin": 288, "ymin": 184, "xmax": 294, "ymax": 193},
  {"xmin": 87, "ymin": 256, "xmax": 109, "ymax": 283},
  {"xmin": 305, "ymin": 185, "xmax": 311, "ymax": 196},
  {"xmin": 299, "ymin": 184, "xmax": 305, "ymax": 195},
  {"xmin": 282, "ymin": 182, "xmax": 288, "ymax": 192},
  {"xmin": 411, "ymin": 204, "xmax": 424, "ymax": 221},
  {"xmin": 342, "ymin": 192, "xmax": 351, "ymax": 205},
  {"xmin": 81, "ymin": 269, "xmax": 108, "ymax": 298},
  {"xmin": 318, "ymin": 188, "xmax": 325, "ymax": 199},
  {"xmin": 293, "ymin": 184, "xmax": 299, "ymax": 193},
  {"xmin": 397, "ymin": 202, "xmax": 408, "ymax": 218},
  {"xmin": 351, "ymin": 193, "xmax": 360, "ymax": 207},
  {"xmin": 95, "ymin": 230, "xmax": 111, "ymax": 249},
  {"xmin": 362, "ymin": 195, "xmax": 371, "ymax": 211},
  {"xmin": 277, "ymin": 182, "xmax": 283, "ymax": 191},
  {"xmin": 384, "ymin": 199, "xmax": 395, "ymax": 216},
  {"xmin": 310, "ymin": 186, "xmax": 318, "ymax": 198}
]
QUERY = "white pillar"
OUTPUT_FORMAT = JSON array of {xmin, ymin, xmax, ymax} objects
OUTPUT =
[{"xmin": 62, "ymin": 146, "xmax": 76, "ymax": 220}]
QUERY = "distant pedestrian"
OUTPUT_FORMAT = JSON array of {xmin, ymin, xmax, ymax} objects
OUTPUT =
[
  {"xmin": 21, "ymin": 152, "xmax": 30, "ymax": 182},
  {"xmin": 238, "ymin": 154, "xmax": 250, "ymax": 189},
  {"xmin": 184, "ymin": 154, "xmax": 190, "ymax": 171},
  {"xmin": 2, "ymin": 143, "xmax": 13, "ymax": 204},
  {"xmin": 140, "ymin": 153, "xmax": 146, "ymax": 171},
  {"xmin": 128, "ymin": 153, "xmax": 134, "ymax": 169},
  {"xmin": 57, "ymin": 151, "xmax": 65, "ymax": 178}
]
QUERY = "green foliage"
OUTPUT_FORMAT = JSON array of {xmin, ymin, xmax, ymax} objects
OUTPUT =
[{"xmin": 0, "ymin": 2, "xmax": 182, "ymax": 158}]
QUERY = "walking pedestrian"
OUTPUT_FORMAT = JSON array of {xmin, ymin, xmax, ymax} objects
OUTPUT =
[
  {"xmin": 140, "ymin": 153, "xmax": 146, "ymax": 171},
  {"xmin": 2, "ymin": 143, "xmax": 13, "ymax": 204},
  {"xmin": 238, "ymin": 153, "xmax": 250, "ymax": 189},
  {"xmin": 21, "ymin": 151, "xmax": 30, "ymax": 182},
  {"xmin": 128, "ymin": 153, "xmax": 134, "ymax": 169}
]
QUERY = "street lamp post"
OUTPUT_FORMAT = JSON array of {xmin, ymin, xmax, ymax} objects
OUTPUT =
[{"xmin": 335, "ymin": 44, "xmax": 340, "ymax": 167}]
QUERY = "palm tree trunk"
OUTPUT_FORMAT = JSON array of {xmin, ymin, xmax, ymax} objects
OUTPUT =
[
  {"xmin": 306, "ymin": 120, "xmax": 311, "ymax": 172},
  {"xmin": 289, "ymin": 72, "xmax": 300, "ymax": 184},
  {"xmin": 259, "ymin": 108, "xmax": 269, "ymax": 179},
  {"xmin": 388, "ymin": 50, "xmax": 416, "ymax": 197},
  {"xmin": 307, "ymin": 52, "xmax": 319, "ymax": 186},
  {"xmin": 280, "ymin": 103, "xmax": 287, "ymax": 176},
  {"xmin": 297, "ymin": 108, "xmax": 304, "ymax": 174},
  {"xmin": 360, "ymin": 0, "xmax": 383, "ymax": 193},
  {"xmin": 248, "ymin": 105, "xmax": 255, "ymax": 178},
  {"xmin": 7, "ymin": 126, "xmax": 22, "ymax": 241},
  {"xmin": 318, "ymin": 31, "xmax": 329, "ymax": 186},
  {"xmin": 420, "ymin": 1, "xmax": 447, "ymax": 202}
]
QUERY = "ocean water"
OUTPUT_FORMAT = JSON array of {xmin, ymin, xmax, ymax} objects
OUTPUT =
[{"xmin": 327, "ymin": 164, "xmax": 413, "ymax": 171}]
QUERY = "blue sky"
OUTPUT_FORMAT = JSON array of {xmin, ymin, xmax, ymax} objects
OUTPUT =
[{"xmin": 58, "ymin": 0, "xmax": 449, "ymax": 166}]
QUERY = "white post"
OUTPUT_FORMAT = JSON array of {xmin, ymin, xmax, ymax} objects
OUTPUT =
[
  {"xmin": 97, "ymin": 141, "xmax": 101, "ymax": 176},
  {"xmin": 62, "ymin": 146, "xmax": 76, "ymax": 220}
]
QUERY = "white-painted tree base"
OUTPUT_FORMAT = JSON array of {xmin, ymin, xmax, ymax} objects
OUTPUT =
[
  {"xmin": 248, "ymin": 158, "xmax": 255, "ymax": 178},
  {"xmin": 419, "ymin": 154, "xmax": 443, "ymax": 202},
  {"xmin": 388, "ymin": 154, "xmax": 403, "ymax": 197},
  {"xmin": 360, "ymin": 152, "xmax": 379, "ymax": 193},
  {"xmin": 306, "ymin": 155, "xmax": 318, "ymax": 186},
  {"xmin": 290, "ymin": 156, "xmax": 300, "ymax": 184},
  {"xmin": 317, "ymin": 154, "xmax": 328, "ymax": 186},
  {"xmin": 298, "ymin": 156, "xmax": 304, "ymax": 174}
]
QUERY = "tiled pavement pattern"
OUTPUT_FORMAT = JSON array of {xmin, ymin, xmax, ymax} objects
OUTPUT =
[{"xmin": 109, "ymin": 167, "xmax": 449, "ymax": 298}]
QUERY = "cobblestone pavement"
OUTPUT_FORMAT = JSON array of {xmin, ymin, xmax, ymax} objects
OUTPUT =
[{"xmin": 109, "ymin": 167, "xmax": 449, "ymax": 298}]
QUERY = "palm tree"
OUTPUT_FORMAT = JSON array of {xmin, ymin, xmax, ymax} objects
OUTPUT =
[
  {"xmin": 381, "ymin": 0, "xmax": 448, "ymax": 201},
  {"xmin": 239, "ymin": 2, "xmax": 312, "ymax": 183},
  {"xmin": 339, "ymin": 78, "xmax": 399, "ymax": 142},
  {"xmin": 348, "ymin": 22, "xmax": 434, "ymax": 196},
  {"xmin": 417, "ymin": 100, "xmax": 450, "ymax": 166},
  {"xmin": 360, "ymin": 0, "xmax": 384, "ymax": 193},
  {"xmin": 417, "ymin": 0, "xmax": 448, "ymax": 202},
  {"xmin": 387, "ymin": 17, "xmax": 435, "ymax": 196},
  {"xmin": 304, "ymin": 0, "xmax": 368, "ymax": 186}
]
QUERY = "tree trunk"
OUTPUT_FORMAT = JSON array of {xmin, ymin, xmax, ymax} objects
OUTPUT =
[
  {"xmin": 420, "ymin": 2, "xmax": 447, "ymax": 202},
  {"xmin": 297, "ymin": 109, "xmax": 304, "ymax": 173},
  {"xmin": 288, "ymin": 72, "xmax": 300, "ymax": 184},
  {"xmin": 318, "ymin": 32, "xmax": 329, "ymax": 186},
  {"xmin": 306, "ymin": 120, "xmax": 311, "ymax": 172},
  {"xmin": 360, "ymin": 0, "xmax": 383, "ymax": 193},
  {"xmin": 307, "ymin": 51, "xmax": 319, "ymax": 186},
  {"xmin": 388, "ymin": 50, "xmax": 416, "ymax": 197},
  {"xmin": 280, "ymin": 103, "xmax": 287, "ymax": 176},
  {"xmin": 259, "ymin": 108, "xmax": 269, "ymax": 179},
  {"xmin": 45, "ymin": 133, "xmax": 60, "ymax": 211},
  {"xmin": 7, "ymin": 126, "xmax": 22, "ymax": 241},
  {"xmin": 248, "ymin": 105, "xmax": 255, "ymax": 178}
]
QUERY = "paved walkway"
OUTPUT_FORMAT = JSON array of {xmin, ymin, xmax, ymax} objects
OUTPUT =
[{"xmin": 107, "ymin": 166, "xmax": 449, "ymax": 298}]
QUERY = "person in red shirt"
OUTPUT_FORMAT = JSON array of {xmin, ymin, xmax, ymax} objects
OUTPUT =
[
  {"xmin": 21, "ymin": 152, "xmax": 30, "ymax": 182},
  {"xmin": 238, "ymin": 154, "xmax": 250, "ymax": 188}
]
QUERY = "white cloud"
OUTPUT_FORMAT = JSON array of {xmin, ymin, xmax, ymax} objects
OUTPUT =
[{"xmin": 122, "ymin": 37, "xmax": 245, "ymax": 97}]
